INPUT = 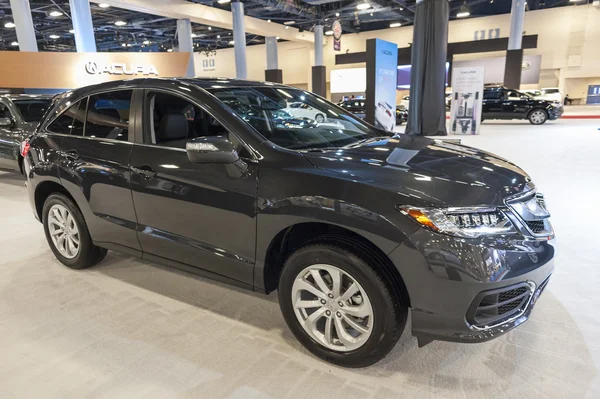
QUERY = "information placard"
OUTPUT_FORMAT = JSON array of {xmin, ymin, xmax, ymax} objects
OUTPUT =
[{"xmin": 449, "ymin": 66, "xmax": 484, "ymax": 135}]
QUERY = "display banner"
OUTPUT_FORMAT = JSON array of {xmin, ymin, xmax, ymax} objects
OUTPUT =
[
  {"xmin": 453, "ymin": 55, "xmax": 541, "ymax": 85},
  {"xmin": 332, "ymin": 20, "xmax": 342, "ymax": 51},
  {"xmin": 370, "ymin": 39, "xmax": 398, "ymax": 131},
  {"xmin": 0, "ymin": 51, "xmax": 191, "ymax": 89},
  {"xmin": 449, "ymin": 66, "xmax": 484, "ymax": 135}
]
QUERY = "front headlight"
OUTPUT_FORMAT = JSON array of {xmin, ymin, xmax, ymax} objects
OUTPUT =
[{"xmin": 398, "ymin": 206, "xmax": 516, "ymax": 238}]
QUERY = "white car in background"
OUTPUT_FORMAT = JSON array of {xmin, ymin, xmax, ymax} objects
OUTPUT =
[
  {"xmin": 375, "ymin": 101, "xmax": 395, "ymax": 131},
  {"xmin": 286, "ymin": 102, "xmax": 327, "ymax": 123},
  {"xmin": 540, "ymin": 88, "xmax": 563, "ymax": 103},
  {"xmin": 400, "ymin": 95, "xmax": 410, "ymax": 109}
]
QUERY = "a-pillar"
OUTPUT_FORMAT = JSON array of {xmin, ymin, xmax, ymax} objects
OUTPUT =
[
  {"xmin": 9, "ymin": 0, "xmax": 37, "ymax": 51},
  {"xmin": 69, "ymin": 0, "xmax": 96, "ymax": 52},
  {"xmin": 405, "ymin": 0, "xmax": 449, "ymax": 136},
  {"xmin": 504, "ymin": 0, "xmax": 526, "ymax": 89},
  {"xmin": 232, "ymin": 1, "xmax": 247, "ymax": 79},
  {"xmin": 177, "ymin": 19, "xmax": 196, "ymax": 78},
  {"xmin": 312, "ymin": 25, "xmax": 326, "ymax": 97},
  {"xmin": 265, "ymin": 37, "xmax": 282, "ymax": 83}
]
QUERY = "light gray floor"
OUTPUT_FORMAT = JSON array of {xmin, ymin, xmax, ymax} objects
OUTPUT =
[{"xmin": 1, "ymin": 119, "xmax": 599, "ymax": 398}]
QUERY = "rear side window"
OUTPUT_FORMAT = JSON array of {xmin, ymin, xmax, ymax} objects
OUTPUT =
[
  {"xmin": 483, "ymin": 90, "xmax": 502, "ymax": 100},
  {"xmin": 46, "ymin": 98, "xmax": 86, "ymax": 136},
  {"xmin": 13, "ymin": 99, "xmax": 52, "ymax": 123},
  {"xmin": 85, "ymin": 90, "xmax": 132, "ymax": 141}
]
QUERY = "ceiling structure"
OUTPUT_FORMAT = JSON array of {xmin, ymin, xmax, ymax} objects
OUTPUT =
[{"xmin": 0, "ymin": 0, "xmax": 587, "ymax": 52}]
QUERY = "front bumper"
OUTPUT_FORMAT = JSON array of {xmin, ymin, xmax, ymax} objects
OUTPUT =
[
  {"xmin": 548, "ymin": 106, "xmax": 564, "ymax": 120},
  {"xmin": 389, "ymin": 228, "xmax": 555, "ymax": 345}
]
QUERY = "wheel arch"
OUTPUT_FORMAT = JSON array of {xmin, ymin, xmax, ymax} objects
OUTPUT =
[{"xmin": 34, "ymin": 181, "xmax": 77, "ymax": 222}]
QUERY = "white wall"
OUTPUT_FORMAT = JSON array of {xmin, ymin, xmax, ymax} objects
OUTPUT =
[{"xmin": 194, "ymin": 5, "xmax": 600, "ymax": 99}]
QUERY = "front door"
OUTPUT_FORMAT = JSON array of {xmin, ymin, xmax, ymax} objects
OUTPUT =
[
  {"xmin": 482, "ymin": 89, "xmax": 504, "ymax": 119},
  {"xmin": 503, "ymin": 89, "xmax": 529, "ymax": 117},
  {"xmin": 129, "ymin": 89, "xmax": 258, "ymax": 286}
]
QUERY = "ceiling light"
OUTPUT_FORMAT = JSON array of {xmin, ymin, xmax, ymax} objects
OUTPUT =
[
  {"xmin": 114, "ymin": 20, "xmax": 127, "ymax": 26},
  {"xmin": 191, "ymin": 33, "xmax": 197, "ymax": 38},
  {"xmin": 569, "ymin": 0, "xmax": 584, "ymax": 2},
  {"xmin": 5, "ymin": 22, "xmax": 15, "ymax": 28},
  {"xmin": 390, "ymin": 22, "xmax": 402, "ymax": 28},
  {"xmin": 335, "ymin": 12, "xmax": 340, "ymax": 17},
  {"xmin": 143, "ymin": 40, "xmax": 150, "ymax": 45},
  {"xmin": 356, "ymin": 2, "xmax": 371, "ymax": 10},
  {"xmin": 121, "ymin": 43, "xmax": 126, "ymax": 47},
  {"xmin": 217, "ymin": 34, "xmax": 221, "ymax": 38},
  {"xmin": 283, "ymin": 21, "xmax": 296, "ymax": 25},
  {"xmin": 49, "ymin": 10, "xmax": 63, "ymax": 17},
  {"xmin": 325, "ymin": 30, "xmax": 334, "ymax": 36},
  {"xmin": 217, "ymin": 0, "xmax": 231, "ymax": 3},
  {"xmin": 285, "ymin": 26, "xmax": 289, "ymax": 29},
  {"xmin": 10, "ymin": 41, "xmax": 18, "ymax": 46},
  {"xmin": 229, "ymin": 40, "xmax": 235, "ymax": 45},
  {"xmin": 208, "ymin": 26, "xmax": 212, "ymax": 30},
  {"xmin": 456, "ymin": 11, "xmax": 470, "ymax": 17},
  {"xmin": 167, "ymin": 48, "xmax": 173, "ymax": 52},
  {"xmin": 126, "ymin": 43, "xmax": 131, "ymax": 47},
  {"xmin": 325, "ymin": 18, "xmax": 328, "ymax": 22},
  {"xmin": 69, "ymin": 29, "xmax": 74, "ymax": 33},
  {"xmin": 49, "ymin": 34, "xmax": 60, "ymax": 39},
  {"xmin": 276, "ymin": 36, "xmax": 280, "ymax": 40},
  {"xmin": 98, "ymin": 3, "xmax": 110, "ymax": 8},
  {"xmin": 267, "ymin": 19, "xmax": 271, "ymax": 23}
]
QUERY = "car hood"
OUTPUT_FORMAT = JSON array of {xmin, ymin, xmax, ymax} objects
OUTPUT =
[{"xmin": 302, "ymin": 135, "xmax": 533, "ymax": 207}]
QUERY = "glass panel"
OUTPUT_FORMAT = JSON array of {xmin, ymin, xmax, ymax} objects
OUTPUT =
[{"xmin": 85, "ymin": 90, "xmax": 132, "ymax": 140}]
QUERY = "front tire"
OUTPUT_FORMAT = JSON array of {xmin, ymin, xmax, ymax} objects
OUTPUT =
[
  {"xmin": 42, "ymin": 193, "xmax": 107, "ymax": 269},
  {"xmin": 278, "ymin": 243, "xmax": 406, "ymax": 367},
  {"xmin": 528, "ymin": 109, "xmax": 548, "ymax": 125},
  {"xmin": 315, "ymin": 114, "xmax": 325, "ymax": 123}
]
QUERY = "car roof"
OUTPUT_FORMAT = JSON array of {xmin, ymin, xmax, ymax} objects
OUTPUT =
[{"xmin": 0, "ymin": 94, "xmax": 54, "ymax": 100}]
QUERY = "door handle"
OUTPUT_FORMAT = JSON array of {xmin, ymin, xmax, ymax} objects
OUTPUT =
[
  {"xmin": 61, "ymin": 149, "xmax": 79, "ymax": 160},
  {"xmin": 131, "ymin": 165, "xmax": 157, "ymax": 179}
]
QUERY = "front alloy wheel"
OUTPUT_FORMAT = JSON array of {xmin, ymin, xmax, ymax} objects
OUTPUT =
[
  {"xmin": 529, "ymin": 109, "xmax": 548, "ymax": 125},
  {"xmin": 291, "ymin": 264, "xmax": 374, "ymax": 352}
]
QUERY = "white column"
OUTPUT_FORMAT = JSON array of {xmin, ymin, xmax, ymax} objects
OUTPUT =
[
  {"xmin": 9, "ymin": 0, "xmax": 38, "ymax": 51},
  {"xmin": 177, "ymin": 19, "xmax": 195, "ymax": 77},
  {"xmin": 266, "ymin": 36, "xmax": 278, "ymax": 70},
  {"xmin": 508, "ymin": 0, "xmax": 526, "ymax": 50},
  {"xmin": 231, "ymin": 1, "xmax": 247, "ymax": 79},
  {"xmin": 69, "ymin": 0, "xmax": 96, "ymax": 52},
  {"xmin": 314, "ymin": 25, "xmax": 324, "ymax": 66}
]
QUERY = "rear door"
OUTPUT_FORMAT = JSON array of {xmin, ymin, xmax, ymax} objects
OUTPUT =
[
  {"xmin": 53, "ymin": 89, "xmax": 141, "ymax": 253},
  {"xmin": 503, "ymin": 90, "xmax": 529, "ymax": 117},
  {"xmin": 482, "ymin": 89, "xmax": 504, "ymax": 119},
  {"xmin": 129, "ymin": 88, "xmax": 258, "ymax": 286}
]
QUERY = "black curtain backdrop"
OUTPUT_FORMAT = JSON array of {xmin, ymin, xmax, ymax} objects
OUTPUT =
[{"xmin": 405, "ymin": 0, "xmax": 449, "ymax": 136}]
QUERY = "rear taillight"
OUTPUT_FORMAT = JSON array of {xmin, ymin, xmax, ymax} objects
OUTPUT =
[{"xmin": 20, "ymin": 139, "xmax": 30, "ymax": 157}]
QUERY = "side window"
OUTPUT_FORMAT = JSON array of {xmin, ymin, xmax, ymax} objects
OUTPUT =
[
  {"xmin": 146, "ymin": 91, "xmax": 249, "ymax": 156},
  {"xmin": 85, "ymin": 90, "xmax": 132, "ymax": 141},
  {"xmin": 46, "ymin": 98, "xmax": 86, "ymax": 136},
  {"xmin": 0, "ymin": 102, "xmax": 12, "ymax": 119},
  {"xmin": 483, "ymin": 90, "xmax": 501, "ymax": 100}
]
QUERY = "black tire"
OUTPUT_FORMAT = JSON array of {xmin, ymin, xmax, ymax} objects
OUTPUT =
[
  {"xmin": 528, "ymin": 109, "xmax": 548, "ymax": 125},
  {"xmin": 42, "ymin": 193, "xmax": 107, "ymax": 269},
  {"xmin": 278, "ymin": 243, "xmax": 407, "ymax": 368}
]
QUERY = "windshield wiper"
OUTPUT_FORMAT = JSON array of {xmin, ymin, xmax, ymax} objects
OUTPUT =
[{"xmin": 342, "ymin": 136, "xmax": 391, "ymax": 148}]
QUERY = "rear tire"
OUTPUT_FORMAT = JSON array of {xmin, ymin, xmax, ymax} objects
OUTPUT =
[
  {"xmin": 278, "ymin": 243, "xmax": 407, "ymax": 368},
  {"xmin": 42, "ymin": 193, "xmax": 107, "ymax": 269}
]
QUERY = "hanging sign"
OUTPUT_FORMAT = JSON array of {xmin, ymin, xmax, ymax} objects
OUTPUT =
[{"xmin": 332, "ymin": 20, "xmax": 342, "ymax": 51}]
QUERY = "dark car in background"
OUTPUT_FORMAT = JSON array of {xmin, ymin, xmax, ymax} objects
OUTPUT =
[
  {"xmin": 396, "ymin": 105, "xmax": 408, "ymax": 125},
  {"xmin": 23, "ymin": 78, "xmax": 554, "ymax": 367},
  {"xmin": 0, "ymin": 94, "xmax": 53, "ymax": 173},
  {"xmin": 482, "ymin": 85, "xmax": 563, "ymax": 125}
]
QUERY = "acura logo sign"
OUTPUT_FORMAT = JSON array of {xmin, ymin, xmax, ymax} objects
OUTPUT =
[{"xmin": 84, "ymin": 61, "xmax": 159, "ymax": 76}]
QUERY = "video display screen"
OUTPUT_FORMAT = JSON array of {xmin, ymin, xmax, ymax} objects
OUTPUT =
[{"xmin": 397, "ymin": 62, "xmax": 449, "ymax": 89}]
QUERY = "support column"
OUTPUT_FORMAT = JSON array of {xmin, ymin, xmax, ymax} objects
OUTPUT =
[
  {"xmin": 405, "ymin": 0, "xmax": 449, "ymax": 136},
  {"xmin": 265, "ymin": 36, "xmax": 282, "ymax": 83},
  {"xmin": 312, "ymin": 25, "xmax": 326, "ymax": 97},
  {"xmin": 232, "ymin": 1, "xmax": 247, "ymax": 79},
  {"xmin": 9, "ymin": 0, "xmax": 38, "ymax": 51},
  {"xmin": 69, "ymin": 0, "xmax": 96, "ymax": 52},
  {"xmin": 504, "ymin": 0, "xmax": 526, "ymax": 89},
  {"xmin": 177, "ymin": 19, "xmax": 195, "ymax": 78}
]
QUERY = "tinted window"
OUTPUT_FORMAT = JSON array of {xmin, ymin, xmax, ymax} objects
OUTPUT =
[
  {"xmin": 85, "ymin": 90, "xmax": 132, "ymax": 141},
  {"xmin": 543, "ymin": 88, "xmax": 559, "ymax": 94},
  {"xmin": 0, "ymin": 102, "xmax": 12, "ymax": 119},
  {"xmin": 483, "ymin": 90, "xmax": 502, "ymax": 100},
  {"xmin": 46, "ymin": 98, "xmax": 86, "ymax": 136},
  {"xmin": 13, "ymin": 99, "xmax": 52, "ymax": 123}
]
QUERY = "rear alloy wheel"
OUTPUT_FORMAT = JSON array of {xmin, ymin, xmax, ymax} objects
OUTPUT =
[
  {"xmin": 279, "ymin": 243, "xmax": 406, "ymax": 367},
  {"xmin": 315, "ymin": 114, "xmax": 325, "ymax": 123},
  {"xmin": 43, "ymin": 193, "xmax": 107, "ymax": 269},
  {"xmin": 529, "ymin": 109, "xmax": 548, "ymax": 125}
]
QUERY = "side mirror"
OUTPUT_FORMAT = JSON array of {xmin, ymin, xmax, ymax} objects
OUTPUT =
[
  {"xmin": 0, "ymin": 117, "xmax": 13, "ymax": 127},
  {"xmin": 186, "ymin": 136, "xmax": 239, "ymax": 164}
]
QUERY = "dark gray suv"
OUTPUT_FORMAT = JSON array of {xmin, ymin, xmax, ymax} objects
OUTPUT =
[{"xmin": 23, "ymin": 78, "xmax": 555, "ymax": 367}]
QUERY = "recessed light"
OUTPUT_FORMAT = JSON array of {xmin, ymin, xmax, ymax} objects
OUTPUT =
[
  {"xmin": 69, "ymin": 29, "xmax": 75, "ymax": 33},
  {"xmin": 5, "ymin": 22, "xmax": 15, "ymax": 28},
  {"xmin": 276, "ymin": 36, "xmax": 280, "ymax": 40},
  {"xmin": 285, "ymin": 26, "xmax": 289, "ymax": 29},
  {"xmin": 167, "ymin": 48, "xmax": 173, "ymax": 52},
  {"xmin": 10, "ymin": 41, "xmax": 18, "ymax": 46},
  {"xmin": 325, "ymin": 30, "xmax": 334, "ymax": 36},
  {"xmin": 114, "ymin": 20, "xmax": 127, "ymax": 26},
  {"xmin": 217, "ymin": 35, "xmax": 221, "ymax": 38},
  {"xmin": 229, "ymin": 40, "xmax": 235, "ymax": 45},
  {"xmin": 390, "ymin": 22, "xmax": 402, "ymax": 28},
  {"xmin": 335, "ymin": 12, "xmax": 340, "ymax": 17},
  {"xmin": 208, "ymin": 26, "xmax": 212, "ymax": 30},
  {"xmin": 217, "ymin": 0, "xmax": 231, "ymax": 3},
  {"xmin": 121, "ymin": 43, "xmax": 126, "ymax": 47},
  {"xmin": 267, "ymin": 19, "xmax": 271, "ymax": 23},
  {"xmin": 49, "ymin": 10, "xmax": 63, "ymax": 17},
  {"xmin": 98, "ymin": 3, "xmax": 110, "ymax": 8},
  {"xmin": 456, "ymin": 11, "xmax": 470, "ymax": 18},
  {"xmin": 356, "ymin": 2, "xmax": 371, "ymax": 10},
  {"xmin": 49, "ymin": 34, "xmax": 60, "ymax": 39},
  {"xmin": 283, "ymin": 21, "xmax": 295, "ymax": 25},
  {"xmin": 143, "ymin": 40, "xmax": 150, "ymax": 45},
  {"xmin": 126, "ymin": 43, "xmax": 131, "ymax": 47},
  {"xmin": 191, "ymin": 33, "xmax": 197, "ymax": 38}
]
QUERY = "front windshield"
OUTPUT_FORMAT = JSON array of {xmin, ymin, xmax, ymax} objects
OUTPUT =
[
  {"xmin": 13, "ymin": 99, "xmax": 52, "ymax": 123},
  {"xmin": 207, "ymin": 86, "xmax": 390, "ymax": 150}
]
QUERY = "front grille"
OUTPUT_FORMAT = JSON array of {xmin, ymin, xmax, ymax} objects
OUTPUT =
[
  {"xmin": 468, "ymin": 283, "xmax": 532, "ymax": 327},
  {"xmin": 526, "ymin": 220, "xmax": 546, "ymax": 233}
]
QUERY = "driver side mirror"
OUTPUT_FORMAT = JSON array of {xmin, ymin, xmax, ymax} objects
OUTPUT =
[
  {"xmin": 0, "ymin": 117, "xmax": 14, "ymax": 127},
  {"xmin": 186, "ymin": 136, "xmax": 239, "ymax": 164}
]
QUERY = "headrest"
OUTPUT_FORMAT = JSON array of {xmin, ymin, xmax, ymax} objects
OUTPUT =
[{"xmin": 158, "ymin": 113, "xmax": 188, "ymax": 141}]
